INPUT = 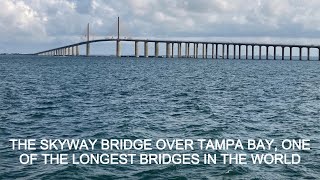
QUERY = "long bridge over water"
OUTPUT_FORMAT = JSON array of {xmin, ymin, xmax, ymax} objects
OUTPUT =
[{"xmin": 35, "ymin": 18, "xmax": 320, "ymax": 61}]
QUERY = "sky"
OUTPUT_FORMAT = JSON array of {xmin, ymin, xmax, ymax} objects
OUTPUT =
[{"xmin": 2, "ymin": 0, "xmax": 320, "ymax": 55}]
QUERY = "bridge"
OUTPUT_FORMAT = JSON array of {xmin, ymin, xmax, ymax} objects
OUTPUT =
[{"xmin": 35, "ymin": 17, "xmax": 320, "ymax": 61}]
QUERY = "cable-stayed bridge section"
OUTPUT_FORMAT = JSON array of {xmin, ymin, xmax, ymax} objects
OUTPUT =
[{"xmin": 35, "ymin": 18, "xmax": 320, "ymax": 61}]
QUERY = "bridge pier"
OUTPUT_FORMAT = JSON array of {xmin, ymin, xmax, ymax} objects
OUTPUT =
[
  {"xmin": 185, "ymin": 43, "xmax": 188, "ymax": 58},
  {"xmin": 227, "ymin": 44, "xmax": 229, "ymax": 59},
  {"xmin": 245, "ymin": 45, "xmax": 248, "ymax": 59},
  {"xmin": 116, "ymin": 41, "xmax": 121, "ymax": 57},
  {"xmin": 144, "ymin": 42, "xmax": 148, "ymax": 58},
  {"xmin": 155, "ymin": 42, "xmax": 159, "ymax": 58},
  {"xmin": 216, "ymin": 44, "xmax": 218, "ymax": 59},
  {"xmin": 274, "ymin": 46, "xmax": 277, "ymax": 60},
  {"xmin": 282, "ymin": 47, "xmax": 285, "ymax": 60},
  {"xmin": 166, "ymin": 43, "xmax": 170, "ymax": 58},
  {"xmin": 318, "ymin": 48, "xmax": 320, "ymax": 61},
  {"xmin": 135, "ymin": 41, "xmax": 139, "ymax": 57},
  {"xmin": 299, "ymin": 47, "xmax": 302, "ymax": 60},
  {"xmin": 290, "ymin": 47, "xmax": 292, "ymax": 60},
  {"xmin": 266, "ymin": 46, "xmax": 269, "ymax": 60},
  {"xmin": 252, "ymin": 45, "xmax": 255, "ymax": 59},
  {"xmin": 239, "ymin": 45, "xmax": 241, "ymax": 59},
  {"xmin": 259, "ymin": 46, "xmax": 262, "ymax": 60},
  {"xmin": 212, "ymin": 44, "xmax": 215, "ymax": 59},
  {"xmin": 196, "ymin": 43, "xmax": 199, "ymax": 58},
  {"xmin": 222, "ymin": 44, "xmax": 225, "ymax": 59},
  {"xmin": 307, "ymin": 48, "xmax": 310, "ymax": 60},
  {"xmin": 178, "ymin": 43, "xmax": 182, "ymax": 58},
  {"xmin": 171, "ymin": 43, "xmax": 174, "ymax": 58},
  {"xmin": 202, "ymin": 44, "xmax": 205, "ymax": 59},
  {"xmin": 233, "ymin": 45, "xmax": 236, "ymax": 59},
  {"xmin": 76, "ymin": 46, "xmax": 79, "ymax": 56}
]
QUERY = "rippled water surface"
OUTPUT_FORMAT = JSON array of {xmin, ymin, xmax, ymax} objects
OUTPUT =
[{"xmin": 1, "ymin": 55, "xmax": 320, "ymax": 179}]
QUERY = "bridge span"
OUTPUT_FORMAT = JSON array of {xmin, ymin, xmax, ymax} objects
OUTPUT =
[
  {"xmin": 35, "ymin": 17, "xmax": 320, "ymax": 61},
  {"xmin": 35, "ymin": 38, "xmax": 320, "ymax": 61}
]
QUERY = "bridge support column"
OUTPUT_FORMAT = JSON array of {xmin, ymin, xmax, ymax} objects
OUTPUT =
[
  {"xmin": 195, "ymin": 43, "xmax": 199, "ymax": 58},
  {"xmin": 116, "ymin": 41, "xmax": 121, "ymax": 57},
  {"xmin": 171, "ymin": 43, "xmax": 174, "ymax": 58},
  {"xmin": 233, "ymin": 45, "xmax": 236, "ymax": 59},
  {"xmin": 245, "ymin": 45, "xmax": 248, "ymax": 59},
  {"xmin": 259, "ymin": 46, "xmax": 262, "ymax": 60},
  {"xmin": 202, "ymin": 44, "xmax": 205, "ymax": 59},
  {"xmin": 178, "ymin": 43, "xmax": 182, "ymax": 58},
  {"xmin": 71, "ymin": 47, "xmax": 74, "ymax": 56},
  {"xmin": 222, "ymin": 44, "xmax": 225, "ymax": 59},
  {"xmin": 144, "ymin": 42, "xmax": 148, "ymax": 58},
  {"xmin": 239, "ymin": 45, "xmax": 241, "ymax": 59},
  {"xmin": 290, "ymin": 47, "xmax": 292, "ymax": 60},
  {"xmin": 155, "ymin": 42, "xmax": 159, "ymax": 58},
  {"xmin": 135, "ymin": 41, "xmax": 139, "ymax": 57},
  {"xmin": 226, "ymin": 44, "xmax": 229, "ymax": 59},
  {"xmin": 185, "ymin": 43, "xmax": 188, "ymax": 58},
  {"xmin": 307, "ymin": 48, "xmax": 310, "ymax": 60},
  {"xmin": 76, "ymin": 46, "xmax": 79, "ymax": 56},
  {"xmin": 216, "ymin": 44, "xmax": 218, "ymax": 59},
  {"xmin": 318, "ymin": 48, "xmax": 320, "ymax": 61},
  {"xmin": 299, "ymin": 47, "xmax": 302, "ymax": 60},
  {"xmin": 212, "ymin": 44, "xmax": 215, "ymax": 59},
  {"xmin": 166, "ymin": 43, "xmax": 170, "ymax": 58},
  {"xmin": 252, "ymin": 45, "xmax": 255, "ymax": 59},
  {"xmin": 274, "ymin": 46, "xmax": 277, "ymax": 60},
  {"xmin": 205, "ymin": 44, "xmax": 208, "ymax": 59},
  {"xmin": 86, "ymin": 44, "xmax": 90, "ymax": 56},
  {"xmin": 266, "ymin": 46, "xmax": 269, "ymax": 60},
  {"xmin": 282, "ymin": 47, "xmax": 285, "ymax": 60}
]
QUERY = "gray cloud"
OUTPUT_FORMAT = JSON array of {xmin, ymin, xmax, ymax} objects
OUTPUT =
[{"xmin": 1, "ymin": 0, "xmax": 320, "ymax": 53}]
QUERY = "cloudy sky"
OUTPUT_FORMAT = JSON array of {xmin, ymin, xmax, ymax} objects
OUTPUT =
[{"xmin": 2, "ymin": 0, "xmax": 320, "ymax": 54}]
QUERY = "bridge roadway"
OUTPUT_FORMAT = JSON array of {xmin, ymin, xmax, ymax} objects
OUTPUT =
[{"xmin": 35, "ymin": 38, "xmax": 320, "ymax": 61}]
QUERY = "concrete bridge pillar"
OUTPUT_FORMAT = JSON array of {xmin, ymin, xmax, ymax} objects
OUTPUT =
[
  {"xmin": 234, "ymin": 45, "xmax": 236, "ymax": 59},
  {"xmin": 245, "ymin": 45, "xmax": 248, "ymax": 59},
  {"xmin": 307, "ymin": 48, "xmax": 310, "ymax": 60},
  {"xmin": 155, "ymin": 42, "xmax": 159, "ymax": 58},
  {"xmin": 290, "ymin": 47, "xmax": 292, "ymax": 60},
  {"xmin": 195, "ymin": 43, "xmax": 199, "ymax": 58},
  {"xmin": 202, "ymin": 44, "xmax": 205, "ymax": 59},
  {"xmin": 274, "ymin": 46, "xmax": 277, "ymax": 60},
  {"xmin": 205, "ymin": 43, "xmax": 208, "ymax": 59},
  {"xmin": 299, "ymin": 47, "xmax": 302, "ymax": 60},
  {"xmin": 318, "ymin": 48, "xmax": 320, "ymax": 61},
  {"xmin": 185, "ymin": 43, "xmax": 188, "ymax": 57},
  {"xmin": 215, "ymin": 44, "xmax": 218, "ymax": 59},
  {"xmin": 76, "ymin": 46, "xmax": 79, "ymax": 56},
  {"xmin": 226, "ymin": 44, "xmax": 229, "ymax": 59},
  {"xmin": 216, "ymin": 44, "xmax": 219, "ymax": 59},
  {"xmin": 166, "ymin": 43, "xmax": 171, "ymax": 58},
  {"xmin": 239, "ymin": 45, "xmax": 241, "ymax": 59},
  {"xmin": 144, "ymin": 42, "xmax": 148, "ymax": 58},
  {"xmin": 212, "ymin": 44, "xmax": 215, "ymax": 59},
  {"xmin": 178, "ymin": 43, "xmax": 182, "ymax": 58},
  {"xmin": 116, "ymin": 41, "xmax": 121, "ymax": 57},
  {"xmin": 135, "ymin": 41, "xmax": 139, "ymax": 57},
  {"xmin": 71, "ymin": 47, "xmax": 74, "ymax": 56},
  {"xmin": 282, "ymin": 47, "xmax": 285, "ymax": 60},
  {"xmin": 259, "ymin": 46, "xmax": 262, "ymax": 60},
  {"xmin": 86, "ymin": 43, "xmax": 90, "ymax": 56},
  {"xmin": 266, "ymin": 46, "xmax": 269, "ymax": 60},
  {"xmin": 222, "ymin": 44, "xmax": 225, "ymax": 59},
  {"xmin": 171, "ymin": 43, "xmax": 174, "ymax": 58},
  {"xmin": 252, "ymin": 45, "xmax": 255, "ymax": 59}
]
